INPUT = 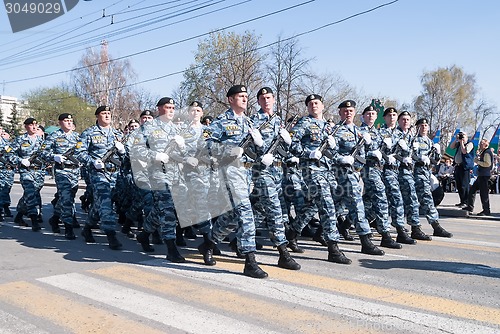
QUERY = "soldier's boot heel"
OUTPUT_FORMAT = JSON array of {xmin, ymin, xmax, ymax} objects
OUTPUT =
[
  {"xmin": 64, "ymin": 223, "xmax": 76, "ymax": 240},
  {"xmin": 49, "ymin": 215, "xmax": 61, "ymax": 234},
  {"xmin": 411, "ymin": 225, "xmax": 432, "ymax": 241},
  {"xmin": 277, "ymin": 244, "xmax": 301, "ymax": 270},
  {"xmin": 327, "ymin": 241, "xmax": 352, "ymax": 264},
  {"xmin": 337, "ymin": 216, "xmax": 354, "ymax": 241},
  {"xmin": 243, "ymin": 252, "xmax": 268, "ymax": 279},
  {"xmin": 81, "ymin": 225, "xmax": 96, "ymax": 243},
  {"xmin": 203, "ymin": 233, "xmax": 221, "ymax": 256},
  {"xmin": 14, "ymin": 212, "xmax": 27, "ymax": 226},
  {"xmin": 360, "ymin": 234, "xmax": 385, "ymax": 255},
  {"xmin": 30, "ymin": 214, "xmax": 41, "ymax": 232},
  {"xmin": 175, "ymin": 225, "xmax": 186, "ymax": 247},
  {"xmin": 431, "ymin": 222, "xmax": 453, "ymax": 238},
  {"xmin": 395, "ymin": 226, "xmax": 417, "ymax": 244},
  {"xmin": 380, "ymin": 231, "xmax": 402, "ymax": 249},
  {"xmin": 165, "ymin": 239, "xmax": 186, "ymax": 263},
  {"xmin": 197, "ymin": 238, "xmax": 216, "ymax": 266},
  {"xmin": 229, "ymin": 238, "xmax": 244, "ymax": 258},
  {"xmin": 312, "ymin": 225, "xmax": 328, "ymax": 246},
  {"xmin": 285, "ymin": 229, "xmax": 304, "ymax": 253},
  {"xmin": 106, "ymin": 231, "xmax": 122, "ymax": 250},
  {"xmin": 136, "ymin": 231, "xmax": 154, "ymax": 252},
  {"xmin": 72, "ymin": 214, "xmax": 81, "ymax": 228}
]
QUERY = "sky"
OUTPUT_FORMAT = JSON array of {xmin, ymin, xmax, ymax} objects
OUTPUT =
[{"xmin": 0, "ymin": 0, "xmax": 499, "ymax": 113}]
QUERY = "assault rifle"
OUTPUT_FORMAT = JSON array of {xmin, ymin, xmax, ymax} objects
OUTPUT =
[
  {"xmin": 263, "ymin": 114, "xmax": 298, "ymax": 158},
  {"xmin": 100, "ymin": 132, "xmax": 134, "ymax": 170},
  {"xmin": 317, "ymin": 118, "xmax": 347, "ymax": 160},
  {"xmin": 28, "ymin": 150, "xmax": 43, "ymax": 167},
  {"xmin": 239, "ymin": 113, "xmax": 277, "ymax": 160},
  {"xmin": 59, "ymin": 145, "xmax": 80, "ymax": 166},
  {"xmin": 350, "ymin": 125, "xmax": 378, "ymax": 165},
  {"xmin": 0, "ymin": 149, "xmax": 14, "ymax": 169}
]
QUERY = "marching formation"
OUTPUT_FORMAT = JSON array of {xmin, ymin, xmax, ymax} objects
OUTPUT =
[{"xmin": 0, "ymin": 85, "xmax": 454, "ymax": 279}]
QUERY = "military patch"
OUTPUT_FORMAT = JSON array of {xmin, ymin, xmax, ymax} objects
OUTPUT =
[
  {"xmin": 75, "ymin": 142, "xmax": 83, "ymax": 149},
  {"xmin": 21, "ymin": 143, "xmax": 31, "ymax": 147},
  {"xmin": 41, "ymin": 144, "xmax": 46, "ymax": 150},
  {"xmin": 203, "ymin": 130, "xmax": 211, "ymax": 139},
  {"xmin": 5, "ymin": 146, "xmax": 12, "ymax": 153}
]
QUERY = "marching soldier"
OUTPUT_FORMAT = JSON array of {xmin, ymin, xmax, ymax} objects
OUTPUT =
[
  {"xmin": 76, "ymin": 106, "xmax": 126, "ymax": 250},
  {"xmin": 41, "ymin": 113, "xmax": 80, "ymax": 239},
  {"xmin": 287, "ymin": 94, "xmax": 351, "ymax": 264},
  {"xmin": 332, "ymin": 100, "xmax": 384, "ymax": 256},
  {"xmin": 359, "ymin": 106, "xmax": 401, "ymax": 249},
  {"xmin": 248, "ymin": 87, "xmax": 300, "ymax": 270},
  {"xmin": 0, "ymin": 125, "xmax": 14, "ymax": 222},
  {"xmin": 8, "ymin": 117, "xmax": 45, "ymax": 231},
  {"xmin": 379, "ymin": 108, "xmax": 416, "ymax": 244},
  {"xmin": 197, "ymin": 84, "xmax": 269, "ymax": 278},
  {"xmin": 413, "ymin": 118, "xmax": 453, "ymax": 237}
]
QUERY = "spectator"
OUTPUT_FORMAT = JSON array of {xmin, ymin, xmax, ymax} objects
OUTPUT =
[
  {"xmin": 437, "ymin": 158, "xmax": 454, "ymax": 192},
  {"xmin": 450, "ymin": 131, "xmax": 475, "ymax": 207}
]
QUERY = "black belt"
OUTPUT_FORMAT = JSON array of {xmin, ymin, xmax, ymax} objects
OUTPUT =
[
  {"xmin": 383, "ymin": 165, "xmax": 398, "ymax": 171},
  {"xmin": 56, "ymin": 164, "xmax": 79, "ymax": 170},
  {"xmin": 415, "ymin": 161, "xmax": 427, "ymax": 167},
  {"xmin": 365, "ymin": 160, "xmax": 381, "ymax": 168}
]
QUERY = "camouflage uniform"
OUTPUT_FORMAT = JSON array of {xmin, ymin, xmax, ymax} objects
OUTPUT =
[
  {"xmin": 41, "ymin": 128, "xmax": 80, "ymax": 228},
  {"xmin": 75, "ymin": 124, "xmax": 124, "ymax": 233},
  {"xmin": 8, "ymin": 133, "xmax": 45, "ymax": 218},
  {"xmin": 0, "ymin": 137, "xmax": 15, "ymax": 216}
]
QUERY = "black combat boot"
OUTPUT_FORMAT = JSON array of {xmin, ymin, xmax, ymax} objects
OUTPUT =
[
  {"xmin": 3, "ymin": 204, "xmax": 12, "ymax": 218},
  {"xmin": 380, "ymin": 231, "xmax": 402, "ymax": 249},
  {"xmin": 229, "ymin": 238, "xmax": 244, "ymax": 258},
  {"xmin": 136, "ymin": 230, "xmax": 154, "ymax": 252},
  {"xmin": 285, "ymin": 228, "xmax": 304, "ymax": 253},
  {"xmin": 337, "ymin": 215, "xmax": 354, "ymax": 241},
  {"xmin": 81, "ymin": 224, "xmax": 96, "ymax": 243},
  {"xmin": 395, "ymin": 225, "xmax": 417, "ymax": 244},
  {"xmin": 151, "ymin": 229, "xmax": 163, "ymax": 245},
  {"xmin": 312, "ymin": 225, "xmax": 327, "ymax": 246},
  {"xmin": 431, "ymin": 222, "xmax": 453, "ymax": 238},
  {"xmin": 14, "ymin": 212, "xmax": 27, "ymax": 226},
  {"xmin": 411, "ymin": 225, "xmax": 432, "ymax": 241},
  {"xmin": 49, "ymin": 215, "xmax": 61, "ymax": 234},
  {"xmin": 197, "ymin": 235, "xmax": 216, "ymax": 266},
  {"xmin": 327, "ymin": 240, "xmax": 352, "ymax": 264},
  {"xmin": 0, "ymin": 208, "xmax": 3, "ymax": 222},
  {"xmin": 184, "ymin": 226, "xmax": 198, "ymax": 240},
  {"xmin": 175, "ymin": 225, "xmax": 186, "ymax": 246},
  {"xmin": 106, "ymin": 230, "xmax": 122, "ymax": 250},
  {"xmin": 359, "ymin": 234, "xmax": 385, "ymax": 255},
  {"xmin": 64, "ymin": 223, "xmax": 76, "ymax": 240},
  {"xmin": 165, "ymin": 239, "xmax": 186, "ymax": 263},
  {"xmin": 72, "ymin": 214, "xmax": 80, "ymax": 228},
  {"xmin": 277, "ymin": 244, "xmax": 301, "ymax": 270},
  {"xmin": 243, "ymin": 252, "xmax": 268, "ymax": 278},
  {"xmin": 121, "ymin": 217, "xmax": 135, "ymax": 238},
  {"xmin": 29, "ymin": 214, "xmax": 41, "ymax": 232},
  {"xmin": 80, "ymin": 195, "xmax": 89, "ymax": 213}
]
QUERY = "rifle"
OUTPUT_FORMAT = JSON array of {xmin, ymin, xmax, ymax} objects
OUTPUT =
[
  {"xmin": 318, "ymin": 118, "xmax": 347, "ymax": 160},
  {"xmin": 59, "ymin": 145, "xmax": 80, "ymax": 166},
  {"xmin": 28, "ymin": 150, "xmax": 43, "ymax": 167},
  {"xmin": 349, "ymin": 125, "xmax": 377, "ymax": 165},
  {"xmin": 263, "ymin": 114, "xmax": 298, "ymax": 158},
  {"xmin": 0, "ymin": 150, "xmax": 14, "ymax": 169},
  {"xmin": 239, "ymin": 113, "xmax": 277, "ymax": 160},
  {"xmin": 100, "ymin": 131, "xmax": 134, "ymax": 170}
]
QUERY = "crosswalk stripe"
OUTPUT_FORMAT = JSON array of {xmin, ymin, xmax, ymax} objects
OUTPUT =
[
  {"xmin": 0, "ymin": 281, "xmax": 164, "ymax": 334},
  {"xmin": 143, "ymin": 259, "xmax": 499, "ymax": 333},
  {"xmin": 38, "ymin": 273, "xmax": 283, "ymax": 334},
  {"xmin": 0, "ymin": 309, "xmax": 50, "ymax": 334},
  {"xmin": 90, "ymin": 265, "xmax": 376, "ymax": 334}
]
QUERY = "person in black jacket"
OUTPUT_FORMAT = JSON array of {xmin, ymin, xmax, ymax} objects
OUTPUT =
[
  {"xmin": 450, "ymin": 132, "xmax": 474, "ymax": 207},
  {"xmin": 463, "ymin": 139, "xmax": 493, "ymax": 216}
]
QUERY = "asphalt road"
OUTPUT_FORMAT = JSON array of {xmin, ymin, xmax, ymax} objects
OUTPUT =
[{"xmin": 0, "ymin": 181, "xmax": 499, "ymax": 334}]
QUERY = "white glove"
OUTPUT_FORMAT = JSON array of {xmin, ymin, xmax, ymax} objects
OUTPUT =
[
  {"xmin": 387, "ymin": 154, "xmax": 396, "ymax": 165},
  {"xmin": 250, "ymin": 129, "xmax": 264, "ymax": 147},
  {"xmin": 421, "ymin": 155, "xmax": 430, "ymax": 165},
  {"xmin": 261, "ymin": 153, "xmax": 274, "ymax": 166},
  {"xmin": 339, "ymin": 155, "xmax": 355, "ymax": 165},
  {"xmin": 230, "ymin": 146, "xmax": 244, "ymax": 158},
  {"xmin": 432, "ymin": 143, "xmax": 441, "ymax": 154},
  {"xmin": 21, "ymin": 158, "xmax": 30, "ymax": 167},
  {"xmin": 412, "ymin": 141, "xmax": 419, "ymax": 150},
  {"xmin": 93, "ymin": 159, "xmax": 104, "ymax": 170},
  {"xmin": 279, "ymin": 128, "xmax": 292, "ymax": 145},
  {"xmin": 185, "ymin": 157, "xmax": 198, "ymax": 167},
  {"xmin": 155, "ymin": 152, "xmax": 169, "ymax": 163},
  {"xmin": 398, "ymin": 139, "xmax": 409, "ymax": 151},
  {"xmin": 289, "ymin": 156, "xmax": 300, "ymax": 164},
  {"xmin": 114, "ymin": 141, "xmax": 126, "ymax": 154},
  {"xmin": 383, "ymin": 137, "xmax": 393, "ymax": 149},
  {"xmin": 362, "ymin": 132, "xmax": 372, "ymax": 145},
  {"xmin": 402, "ymin": 157, "xmax": 413, "ymax": 164},
  {"xmin": 53, "ymin": 154, "xmax": 66, "ymax": 164},
  {"xmin": 309, "ymin": 150, "xmax": 322, "ymax": 160},
  {"xmin": 327, "ymin": 135, "xmax": 337, "ymax": 149},
  {"xmin": 4, "ymin": 145, "xmax": 9, "ymax": 150},
  {"xmin": 173, "ymin": 135, "xmax": 185, "ymax": 149},
  {"xmin": 372, "ymin": 149, "xmax": 382, "ymax": 161}
]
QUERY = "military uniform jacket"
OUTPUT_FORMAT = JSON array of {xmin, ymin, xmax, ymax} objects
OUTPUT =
[
  {"xmin": 413, "ymin": 134, "xmax": 440, "ymax": 167},
  {"xmin": 333, "ymin": 122, "xmax": 365, "ymax": 171},
  {"xmin": 393, "ymin": 127, "xmax": 415, "ymax": 168},
  {"xmin": 7, "ymin": 133, "xmax": 44, "ymax": 169},
  {"xmin": 41, "ymin": 128, "xmax": 80, "ymax": 169},
  {"xmin": 379, "ymin": 124, "xmax": 400, "ymax": 167},
  {"xmin": 290, "ymin": 115, "xmax": 334, "ymax": 171},
  {"xmin": 360, "ymin": 122, "xmax": 384, "ymax": 166},
  {"xmin": 0, "ymin": 136, "xmax": 14, "ymax": 169},
  {"xmin": 75, "ymin": 124, "xmax": 123, "ymax": 170},
  {"xmin": 250, "ymin": 109, "xmax": 286, "ymax": 161}
]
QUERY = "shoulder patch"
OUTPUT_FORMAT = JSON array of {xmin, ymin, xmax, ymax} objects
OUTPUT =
[{"xmin": 75, "ymin": 142, "xmax": 83, "ymax": 149}]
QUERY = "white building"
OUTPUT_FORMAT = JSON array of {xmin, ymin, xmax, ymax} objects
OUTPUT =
[{"xmin": 0, "ymin": 95, "xmax": 29, "ymax": 125}]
